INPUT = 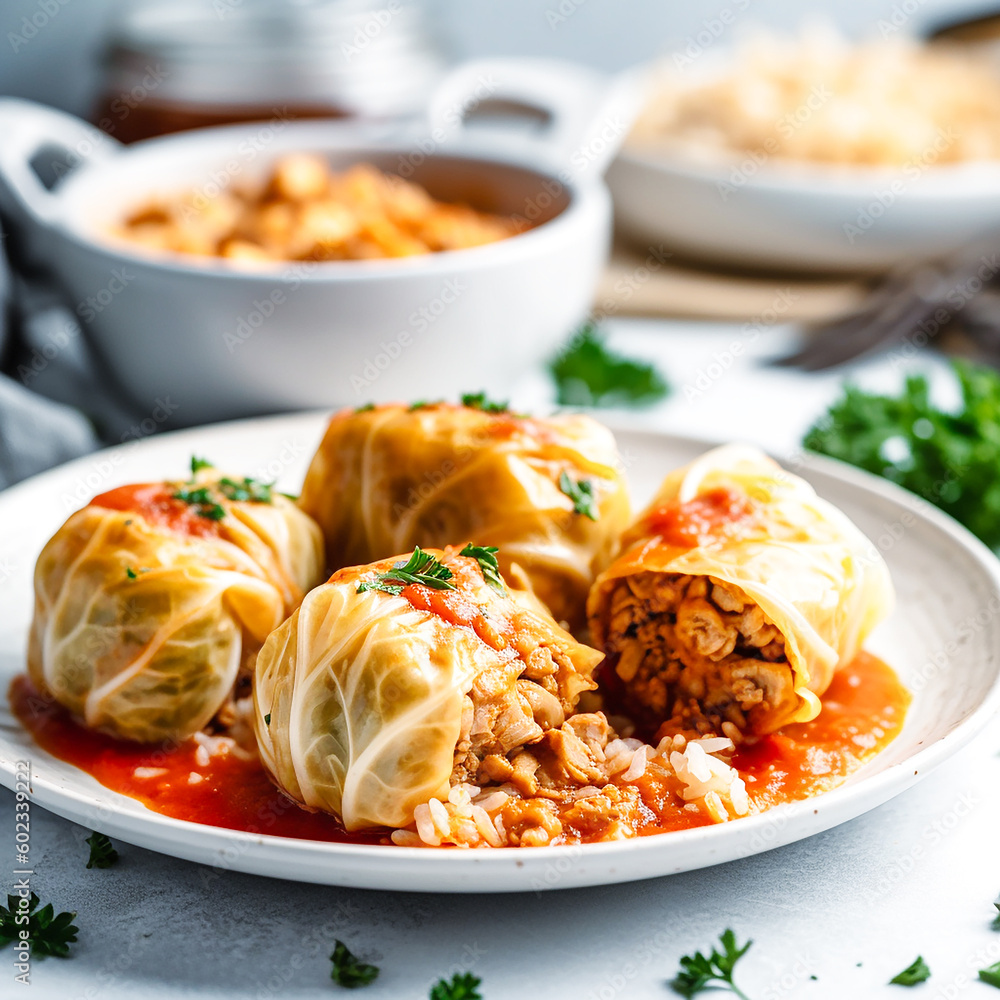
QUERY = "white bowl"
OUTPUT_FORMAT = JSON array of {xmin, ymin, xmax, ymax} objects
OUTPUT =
[
  {"xmin": 608, "ymin": 60, "xmax": 1000, "ymax": 273},
  {"xmin": 0, "ymin": 60, "xmax": 625, "ymax": 427}
]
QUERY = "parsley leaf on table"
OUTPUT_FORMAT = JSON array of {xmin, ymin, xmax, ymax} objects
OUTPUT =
[
  {"xmin": 85, "ymin": 832, "xmax": 119, "ymax": 869},
  {"xmin": 549, "ymin": 324, "xmax": 669, "ymax": 408},
  {"xmin": 0, "ymin": 893, "xmax": 78, "ymax": 958},
  {"xmin": 803, "ymin": 360, "xmax": 1000, "ymax": 550},
  {"xmin": 458, "ymin": 544, "xmax": 506, "ymax": 593},
  {"xmin": 329, "ymin": 939, "xmax": 379, "ymax": 988},
  {"xmin": 558, "ymin": 471, "xmax": 598, "ymax": 520},
  {"xmin": 890, "ymin": 956, "xmax": 930, "ymax": 986},
  {"xmin": 356, "ymin": 546, "xmax": 456, "ymax": 596},
  {"xmin": 429, "ymin": 971, "xmax": 483, "ymax": 1000},
  {"xmin": 670, "ymin": 929, "xmax": 752, "ymax": 999},
  {"xmin": 982, "ymin": 961, "xmax": 1000, "ymax": 989}
]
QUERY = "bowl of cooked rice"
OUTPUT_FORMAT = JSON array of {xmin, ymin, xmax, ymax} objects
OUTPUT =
[{"xmin": 609, "ymin": 28, "xmax": 1000, "ymax": 272}]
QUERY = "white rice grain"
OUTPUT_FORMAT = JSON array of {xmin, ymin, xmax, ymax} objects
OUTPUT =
[
  {"xmin": 428, "ymin": 797, "xmax": 451, "ymax": 837},
  {"xmin": 133, "ymin": 767, "xmax": 167, "ymax": 779},
  {"xmin": 414, "ymin": 803, "xmax": 441, "ymax": 846},
  {"xmin": 474, "ymin": 791, "xmax": 510, "ymax": 813},
  {"xmin": 473, "ymin": 806, "xmax": 501, "ymax": 847},
  {"xmin": 621, "ymin": 746, "xmax": 650, "ymax": 782}
]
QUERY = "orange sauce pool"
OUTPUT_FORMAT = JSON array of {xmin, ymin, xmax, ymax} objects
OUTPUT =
[{"xmin": 8, "ymin": 651, "xmax": 908, "ymax": 845}]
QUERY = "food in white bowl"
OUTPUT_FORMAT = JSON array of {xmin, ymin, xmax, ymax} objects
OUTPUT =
[
  {"xmin": 0, "ymin": 60, "xmax": 622, "ymax": 426},
  {"xmin": 609, "ymin": 29, "xmax": 1000, "ymax": 272},
  {"xmin": 630, "ymin": 28, "xmax": 1000, "ymax": 168},
  {"xmin": 116, "ymin": 155, "xmax": 526, "ymax": 263}
]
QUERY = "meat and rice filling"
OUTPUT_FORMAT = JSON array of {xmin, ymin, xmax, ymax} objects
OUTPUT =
[{"xmin": 603, "ymin": 572, "xmax": 798, "ymax": 736}]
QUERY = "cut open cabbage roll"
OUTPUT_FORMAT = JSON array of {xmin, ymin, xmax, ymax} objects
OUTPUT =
[
  {"xmin": 28, "ymin": 467, "xmax": 324, "ymax": 743},
  {"xmin": 253, "ymin": 544, "xmax": 601, "ymax": 831},
  {"xmin": 587, "ymin": 445, "xmax": 894, "ymax": 736},
  {"xmin": 297, "ymin": 401, "xmax": 631, "ymax": 626}
]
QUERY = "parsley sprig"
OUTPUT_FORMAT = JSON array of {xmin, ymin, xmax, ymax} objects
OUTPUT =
[
  {"xmin": 550, "ymin": 324, "xmax": 669, "ymax": 408},
  {"xmin": 461, "ymin": 392, "xmax": 509, "ymax": 414},
  {"xmin": 330, "ymin": 939, "xmax": 379, "ymax": 988},
  {"xmin": 85, "ymin": 832, "xmax": 119, "ymax": 870},
  {"xmin": 218, "ymin": 477, "xmax": 273, "ymax": 504},
  {"xmin": 190, "ymin": 455, "xmax": 214, "ymax": 477},
  {"xmin": 559, "ymin": 471, "xmax": 598, "ymax": 520},
  {"xmin": 357, "ymin": 547, "xmax": 456, "ymax": 596},
  {"xmin": 172, "ymin": 486, "xmax": 226, "ymax": 521},
  {"xmin": 804, "ymin": 360, "xmax": 1000, "ymax": 550},
  {"xmin": 890, "ymin": 956, "xmax": 930, "ymax": 986},
  {"xmin": 459, "ymin": 544, "xmax": 505, "ymax": 593},
  {"xmin": 0, "ymin": 893, "xmax": 78, "ymax": 959},
  {"xmin": 671, "ymin": 929, "xmax": 752, "ymax": 999},
  {"xmin": 429, "ymin": 972, "xmax": 483, "ymax": 1000}
]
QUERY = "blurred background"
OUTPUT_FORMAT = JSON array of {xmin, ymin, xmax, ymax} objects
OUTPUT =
[
  {"xmin": 5, "ymin": 0, "xmax": 1000, "ymax": 553},
  {"xmin": 5, "ymin": 0, "xmax": 972, "ymax": 116}
]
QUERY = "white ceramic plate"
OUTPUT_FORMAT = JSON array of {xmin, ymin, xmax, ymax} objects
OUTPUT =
[{"xmin": 2, "ymin": 415, "xmax": 999, "ymax": 893}]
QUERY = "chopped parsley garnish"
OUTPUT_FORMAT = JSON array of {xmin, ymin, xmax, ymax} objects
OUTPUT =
[
  {"xmin": 982, "ymin": 962, "xmax": 1000, "ymax": 989},
  {"xmin": 218, "ymin": 476, "xmax": 273, "ymax": 504},
  {"xmin": 263, "ymin": 713, "xmax": 271, "ymax": 726},
  {"xmin": 357, "ymin": 546, "xmax": 456, "ymax": 596},
  {"xmin": 0, "ymin": 893, "xmax": 78, "ymax": 959},
  {"xmin": 172, "ymin": 487, "xmax": 226, "ymax": 521},
  {"xmin": 550, "ymin": 324, "xmax": 669, "ymax": 408},
  {"xmin": 330, "ymin": 939, "xmax": 379, "ymax": 988},
  {"xmin": 461, "ymin": 391, "xmax": 509, "ymax": 414},
  {"xmin": 558, "ymin": 471, "xmax": 598, "ymax": 520},
  {"xmin": 409, "ymin": 400, "xmax": 444, "ymax": 411},
  {"xmin": 190, "ymin": 455, "xmax": 214, "ymax": 478},
  {"xmin": 459, "ymin": 544, "xmax": 505, "ymax": 592},
  {"xmin": 125, "ymin": 567, "xmax": 137, "ymax": 580},
  {"xmin": 804, "ymin": 360, "xmax": 1000, "ymax": 550},
  {"xmin": 429, "ymin": 972, "xmax": 483, "ymax": 1000},
  {"xmin": 85, "ymin": 832, "xmax": 119, "ymax": 870},
  {"xmin": 355, "ymin": 403, "xmax": 376, "ymax": 413},
  {"xmin": 890, "ymin": 956, "xmax": 930, "ymax": 986},
  {"xmin": 671, "ymin": 929, "xmax": 752, "ymax": 999}
]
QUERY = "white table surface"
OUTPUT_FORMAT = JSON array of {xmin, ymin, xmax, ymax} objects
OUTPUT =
[{"xmin": 3, "ymin": 317, "xmax": 996, "ymax": 1000}]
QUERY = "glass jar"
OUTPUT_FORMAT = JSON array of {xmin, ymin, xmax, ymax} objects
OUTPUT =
[{"xmin": 92, "ymin": 0, "xmax": 447, "ymax": 142}]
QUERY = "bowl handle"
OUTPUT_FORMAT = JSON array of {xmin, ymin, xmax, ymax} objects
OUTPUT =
[
  {"xmin": 0, "ymin": 98, "xmax": 121, "ymax": 255},
  {"xmin": 427, "ymin": 58, "xmax": 644, "ymax": 179}
]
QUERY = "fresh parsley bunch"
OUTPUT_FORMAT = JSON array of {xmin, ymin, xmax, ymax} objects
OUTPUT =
[{"xmin": 804, "ymin": 360, "xmax": 1000, "ymax": 550}]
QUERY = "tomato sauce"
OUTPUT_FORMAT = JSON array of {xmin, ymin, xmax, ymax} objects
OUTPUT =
[
  {"xmin": 639, "ymin": 486, "xmax": 756, "ymax": 549},
  {"xmin": 91, "ymin": 483, "xmax": 224, "ymax": 540},
  {"xmin": 9, "ymin": 651, "xmax": 907, "ymax": 846}
]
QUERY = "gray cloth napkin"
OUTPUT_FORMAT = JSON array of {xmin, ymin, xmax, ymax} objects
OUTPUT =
[{"xmin": 0, "ymin": 223, "xmax": 147, "ymax": 490}]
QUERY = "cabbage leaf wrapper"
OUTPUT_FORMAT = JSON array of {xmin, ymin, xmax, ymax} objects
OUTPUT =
[
  {"xmin": 253, "ymin": 545, "xmax": 601, "ymax": 831},
  {"xmin": 28, "ymin": 472, "xmax": 324, "ymax": 743},
  {"xmin": 297, "ymin": 402, "xmax": 631, "ymax": 626},
  {"xmin": 587, "ymin": 445, "xmax": 894, "ymax": 736}
]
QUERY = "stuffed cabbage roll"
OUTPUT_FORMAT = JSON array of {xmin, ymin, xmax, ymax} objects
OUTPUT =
[
  {"xmin": 587, "ymin": 445, "xmax": 893, "ymax": 737},
  {"xmin": 28, "ymin": 465, "xmax": 324, "ymax": 743},
  {"xmin": 253, "ymin": 544, "xmax": 601, "ymax": 831},
  {"xmin": 297, "ymin": 400, "xmax": 631, "ymax": 626}
]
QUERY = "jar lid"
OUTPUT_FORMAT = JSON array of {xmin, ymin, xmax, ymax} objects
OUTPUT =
[{"xmin": 101, "ymin": 0, "xmax": 447, "ymax": 115}]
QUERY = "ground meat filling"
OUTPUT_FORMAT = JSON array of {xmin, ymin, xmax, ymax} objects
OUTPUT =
[
  {"xmin": 605, "ymin": 572, "xmax": 795, "ymax": 735},
  {"xmin": 450, "ymin": 642, "xmax": 585, "ymax": 786}
]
